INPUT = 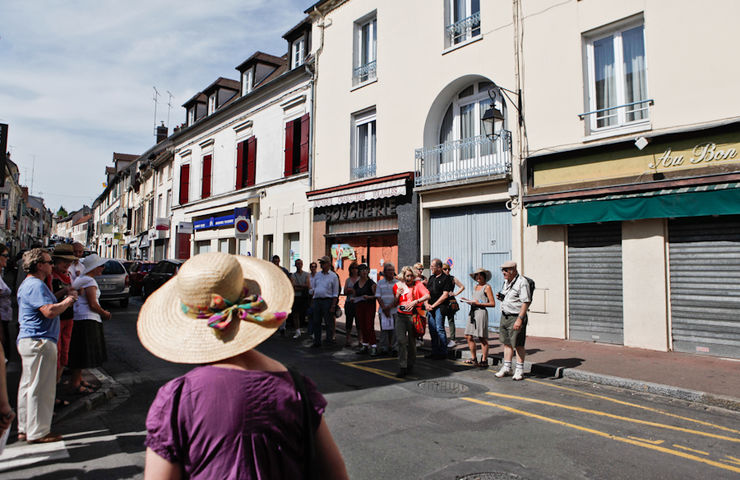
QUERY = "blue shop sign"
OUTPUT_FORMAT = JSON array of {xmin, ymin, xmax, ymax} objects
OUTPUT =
[{"xmin": 194, "ymin": 214, "xmax": 235, "ymax": 231}]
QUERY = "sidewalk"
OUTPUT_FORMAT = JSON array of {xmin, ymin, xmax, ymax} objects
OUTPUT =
[{"xmin": 338, "ymin": 320, "xmax": 740, "ymax": 411}]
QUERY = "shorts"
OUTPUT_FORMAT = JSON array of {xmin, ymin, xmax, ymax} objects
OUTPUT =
[{"xmin": 499, "ymin": 313, "xmax": 527, "ymax": 347}]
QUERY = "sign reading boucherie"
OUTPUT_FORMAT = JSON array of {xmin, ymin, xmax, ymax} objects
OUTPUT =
[{"xmin": 323, "ymin": 198, "xmax": 397, "ymax": 222}]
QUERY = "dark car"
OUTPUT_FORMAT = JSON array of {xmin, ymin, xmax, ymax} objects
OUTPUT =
[
  {"xmin": 142, "ymin": 259, "xmax": 183, "ymax": 299},
  {"xmin": 97, "ymin": 259, "xmax": 130, "ymax": 308},
  {"xmin": 129, "ymin": 261, "xmax": 156, "ymax": 296}
]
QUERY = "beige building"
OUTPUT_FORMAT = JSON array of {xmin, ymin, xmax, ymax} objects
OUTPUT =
[{"xmin": 519, "ymin": 0, "xmax": 740, "ymax": 358}]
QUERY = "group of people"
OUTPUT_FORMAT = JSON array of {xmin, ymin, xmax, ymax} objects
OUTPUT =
[
  {"xmin": 0, "ymin": 243, "xmax": 111, "ymax": 444},
  {"xmin": 278, "ymin": 253, "xmax": 531, "ymax": 380}
]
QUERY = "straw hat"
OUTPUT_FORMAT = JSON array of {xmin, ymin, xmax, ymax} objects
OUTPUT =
[
  {"xmin": 137, "ymin": 252, "xmax": 293, "ymax": 364},
  {"xmin": 52, "ymin": 244, "xmax": 77, "ymax": 261},
  {"xmin": 470, "ymin": 268, "xmax": 492, "ymax": 282},
  {"xmin": 82, "ymin": 254, "xmax": 107, "ymax": 274}
]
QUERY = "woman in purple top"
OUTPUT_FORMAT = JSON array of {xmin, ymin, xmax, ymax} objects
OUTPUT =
[{"xmin": 139, "ymin": 252, "xmax": 348, "ymax": 480}]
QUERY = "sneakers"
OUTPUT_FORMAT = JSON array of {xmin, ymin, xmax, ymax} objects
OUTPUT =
[
  {"xmin": 512, "ymin": 368, "xmax": 524, "ymax": 381},
  {"xmin": 447, "ymin": 339, "xmax": 456, "ymax": 348},
  {"xmin": 369, "ymin": 346, "xmax": 378, "ymax": 357},
  {"xmin": 292, "ymin": 329, "xmax": 301, "ymax": 339},
  {"xmin": 356, "ymin": 345, "xmax": 369, "ymax": 355},
  {"xmin": 495, "ymin": 365, "xmax": 512, "ymax": 378}
]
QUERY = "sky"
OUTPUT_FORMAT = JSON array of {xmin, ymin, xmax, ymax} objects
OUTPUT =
[{"xmin": 0, "ymin": 0, "xmax": 310, "ymax": 213}]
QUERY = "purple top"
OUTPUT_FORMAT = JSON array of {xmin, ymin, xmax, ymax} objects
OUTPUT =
[{"xmin": 145, "ymin": 366, "xmax": 327, "ymax": 479}]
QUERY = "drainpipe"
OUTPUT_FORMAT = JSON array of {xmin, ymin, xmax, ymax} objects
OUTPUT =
[
  {"xmin": 512, "ymin": 0, "xmax": 525, "ymax": 272},
  {"xmin": 309, "ymin": 5, "xmax": 330, "ymax": 190}
]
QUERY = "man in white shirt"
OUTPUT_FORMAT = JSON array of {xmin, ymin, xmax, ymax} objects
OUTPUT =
[
  {"xmin": 494, "ymin": 261, "xmax": 531, "ymax": 381},
  {"xmin": 375, "ymin": 263, "xmax": 399, "ymax": 355},
  {"xmin": 310, "ymin": 256, "xmax": 339, "ymax": 348},
  {"xmin": 68, "ymin": 243, "xmax": 85, "ymax": 282}
]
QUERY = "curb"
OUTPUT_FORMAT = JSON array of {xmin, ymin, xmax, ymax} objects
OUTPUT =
[{"xmin": 53, "ymin": 367, "xmax": 125, "ymax": 425}]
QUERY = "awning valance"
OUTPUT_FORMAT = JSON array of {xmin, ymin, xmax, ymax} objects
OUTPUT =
[{"xmin": 526, "ymin": 183, "xmax": 740, "ymax": 226}]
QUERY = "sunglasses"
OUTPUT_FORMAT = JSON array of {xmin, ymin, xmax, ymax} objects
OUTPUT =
[{"xmin": 0, "ymin": 253, "xmax": 9, "ymax": 258}]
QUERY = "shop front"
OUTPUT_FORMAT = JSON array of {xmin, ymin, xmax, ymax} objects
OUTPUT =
[
  {"xmin": 524, "ymin": 121, "xmax": 740, "ymax": 358},
  {"xmin": 192, "ymin": 206, "xmax": 255, "ymax": 256},
  {"xmin": 307, "ymin": 173, "xmax": 418, "ymax": 289}
]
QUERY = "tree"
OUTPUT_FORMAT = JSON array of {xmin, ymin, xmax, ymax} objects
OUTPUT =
[{"xmin": 56, "ymin": 206, "xmax": 68, "ymax": 218}]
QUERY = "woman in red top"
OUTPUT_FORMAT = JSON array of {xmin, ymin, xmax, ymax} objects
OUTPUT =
[{"xmin": 393, "ymin": 266, "xmax": 429, "ymax": 378}]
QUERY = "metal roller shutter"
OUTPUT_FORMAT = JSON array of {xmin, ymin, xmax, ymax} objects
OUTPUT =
[
  {"xmin": 668, "ymin": 216, "xmax": 740, "ymax": 358},
  {"xmin": 567, "ymin": 223, "xmax": 624, "ymax": 344}
]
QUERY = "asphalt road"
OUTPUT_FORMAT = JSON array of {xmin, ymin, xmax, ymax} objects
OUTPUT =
[{"xmin": 0, "ymin": 298, "xmax": 738, "ymax": 479}]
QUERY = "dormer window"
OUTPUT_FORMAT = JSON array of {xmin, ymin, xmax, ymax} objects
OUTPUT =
[
  {"xmin": 188, "ymin": 108, "xmax": 195, "ymax": 126},
  {"xmin": 208, "ymin": 94, "xmax": 217, "ymax": 114},
  {"xmin": 242, "ymin": 69, "xmax": 254, "ymax": 96},
  {"xmin": 291, "ymin": 36, "xmax": 305, "ymax": 69}
]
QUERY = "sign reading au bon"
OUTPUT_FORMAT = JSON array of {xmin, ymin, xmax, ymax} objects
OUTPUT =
[{"xmin": 649, "ymin": 142, "xmax": 738, "ymax": 169}]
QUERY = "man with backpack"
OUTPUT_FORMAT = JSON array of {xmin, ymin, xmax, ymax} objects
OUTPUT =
[{"xmin": 494, "ymin": 260, "xmax": 531, "ymax": 381}]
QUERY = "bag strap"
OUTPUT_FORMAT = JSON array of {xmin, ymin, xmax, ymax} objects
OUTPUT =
[{"xmin": 288, "ymin": 367, "xmax": 318, "ymax": 480}]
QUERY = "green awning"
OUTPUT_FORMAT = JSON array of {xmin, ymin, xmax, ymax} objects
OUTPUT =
[{"xmin": 526, "ymin": 182, "xmax": 740, "ymax": 226}]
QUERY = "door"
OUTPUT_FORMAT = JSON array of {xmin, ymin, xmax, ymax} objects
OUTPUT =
[
  {"xmin": 430, "ymin": 204, "xmax": 511, "ymax": 330},
  {"xmin": 668, "ymin": 216, "xmax": 740, "ymax": 358},
  {"xmin": 567, "ymin": 222, "xmax": 624, "ymax": 344}
]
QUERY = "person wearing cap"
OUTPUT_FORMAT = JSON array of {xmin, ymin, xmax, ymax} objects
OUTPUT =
[
  {"xmin": 310, "ymin": 255, "xmax": 340, "ymax": 348},
  {"xmin": 139, "ymin": 252, "xmax": 348, "ymax": 479},
  {"xmin": 16, "ymin": 248, "xmax": 78, "ymax": 443},
  {"xmin": 68, "ymin": 254, "xmax": 111, "ymax": 394},
  {"xmin": 461, "ymin": 268, "xmax": 496, "ymax": 368},
  {"xmin": 494, "ymin": 261, "xmax": 531, "ymax": 381}
]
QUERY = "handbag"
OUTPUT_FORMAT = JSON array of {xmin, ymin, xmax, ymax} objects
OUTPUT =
[
  {"xmin": 288, "ymin": 367, "xmax": 319, "ymax": 480},
  {"xmin": 448, "ymin": 296, "xmax": 460, "ymax": 313},
  {"xmin": 412, "ymin": 312, "xmax": 426, "ymax": 337}
]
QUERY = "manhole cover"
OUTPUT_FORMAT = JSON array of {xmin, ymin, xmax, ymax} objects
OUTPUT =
[
  {"xmin": 417, "ymin": 380, "xmax": 470, "ymax": 395},
  {"xmin": 458, "ymin": 473, "xmax": 523, "ymax": 480}
]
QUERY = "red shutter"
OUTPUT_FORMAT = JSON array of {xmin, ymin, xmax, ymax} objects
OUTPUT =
[
  {"xmin": 179, "ymin": 164, "xmax": 190, "ymax": 205},
  {"xmin": 201, "ymin": 155, "xmax": 212, "ymax": 199},
  {"xmin": 235, "ymin": 141, "xmax": 245, "ymax": 190},
  {"xmin": 299, "ymin": 113, "xmax": 310, "ymax": 173},
  {"xmin": 284, "ymin": 120, "xmax": 294, "ymax": 177},
  {"xmin": 176, "ymin": 232, "xmax": 191, "ymax": 260},
  {"xmin": 246, "ymin": 136, "xmax": 257, "ymax": 186}
]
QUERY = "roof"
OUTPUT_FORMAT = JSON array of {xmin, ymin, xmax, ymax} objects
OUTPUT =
[
  {"xmin": 202, "ymin": 77, "xmax": 240, "ymax": 96},
  {"xmin": 182, "ymin": 92, "xmax": 207, "ymax": 108},
  {"xmin": 304, "ymin": 0, "xmax": 344, "ymax": 14},
  {"xmin": 235, "ymin": 51, "xmax": 284, "ymax": 72},
  {"xmin": 105, "ymin": 166, "xmax": 116, "ymax": 175},
  {"xmin": 282, "ymin": 16, "xmax": 311, "ymax": 41},
  {"xmin": 113, "ymin": 152, "xmax": 138, "ymax": 162},
  {"xmin": 74, "ymin": 214, "xmax": 92, "ymax": 225}
]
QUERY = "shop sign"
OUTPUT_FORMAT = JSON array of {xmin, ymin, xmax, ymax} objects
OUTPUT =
[
  {"xmin": 648, "ymin": 143, "xmax": 738, "ymax": 169},
  {"xmin": 177, "ymin": 222, "xmax": 193, "ymax": 235},
  {"xmin": 194, "ymin": 214, "xmax": 235, "ymax": 231},
  {"xmin": 325, "ymin": 198, "xmax": 397, "ymax": 223},
  {"xmin": 155, "ymin": 217, "xmax": 170, "ymax": 231}
]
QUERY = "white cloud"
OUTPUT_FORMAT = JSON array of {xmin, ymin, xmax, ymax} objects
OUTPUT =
[{"xmin": 0, "ymin": 0, "xmax": 309, "ymax": 211}]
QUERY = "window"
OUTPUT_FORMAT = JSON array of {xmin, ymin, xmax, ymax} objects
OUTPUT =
[
  {"xmin": 235, "ymin": 137, "xmax": 257, "ymax": 189},
  {"xmin": 195, "ymin": 240, "xmax": 211, "ymax": 254},
  {"xmin": 188, "ymin": 108, "xmax": 195, "ymax": 126},
  {"xmin": 438, "ymin": 81, "xmax": 498, "ymax": 160},
  {"xmin": 158, "ymin": 168, "xmax": 163, "ymax": 185},
  {"xmin": 179, "ymin": 164, "xmax": 190, "ymax": 205},
  {"xmin": 208, "ymin": 94, "xmax": 216, "ymax": 115},
  {"xmin": 242, "ymin": 69, "xmax": 254, "ymax": 95},
  {"xmin": 166, "ymin": 189, "xmax": 172, "ymax": 215},
  {"xmin": 201, "ymin": 154, "xmax": 212, "ymax": 199},
  {"xmin": 158, "ymin": 194, "xmax": 163, "ymax": 217},
  {"xmin": 291, "ymin": 37, "xmax": 305, "ymax": 69},
  {"xmin": 352, "ymin": 109, "xmax": 376, "ymax": 180},
  {"xmin": 148, "ymin": 198, "xmax": 154, "ymax": 228},
  {"xmin": 284, "ymin": 114, "xmax": 310, "ymax": 177},
  {"xmin": 584, "ymin": 20, "xmax": 648, "ymax": 132},
  {"xmin": 353, "ymin": 16, "xmax": 377, "ymax": 85},
  {"xmin": 445, "ymin": 0, "xmax": 480, "ymax": 48}
]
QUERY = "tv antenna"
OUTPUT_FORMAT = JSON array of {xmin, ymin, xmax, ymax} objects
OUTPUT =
[
  {"xmin": 166, "ymin": 91, "xmax": 174, "ymax": 129},
  {"xmin": 152, "ymin": 86, "xmax": 161, "ymax": 137}
]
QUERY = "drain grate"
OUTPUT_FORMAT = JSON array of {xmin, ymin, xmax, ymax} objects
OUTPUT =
[
  {"xmin": 457, "ymin": 473, "xmax": 523, "ymax": 480},
  {"xmin": 417, "ymin": 380, "xmax": 470, "ymax": 395}
]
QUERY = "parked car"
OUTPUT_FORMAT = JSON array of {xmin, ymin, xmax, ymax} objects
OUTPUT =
[
  {"xmin": 96, "ymin": 259, "xmax": 130, "ymax": 308},
  {"xmin": 129, "ymin": 261, "xmax": 156, "ymax": 296},
  {"xmin": 142, "ymin": 259, "xmax": 183, "ymax": 299}
]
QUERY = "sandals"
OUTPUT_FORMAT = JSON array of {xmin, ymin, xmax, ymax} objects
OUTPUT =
[
  {"xmin": 80, "ymin": 380, "xmax": 99, "ymax": 390},
  {"xmin": 73, "ymin": 385, "xmax": 95, "ymax": 395},
  {"xmin": 463, "ymin": 358, "xmax": 479, "ymax": 367},
  {"xmin": 479, "ymin": 360, "xmax": 489, "ymax": 369}
]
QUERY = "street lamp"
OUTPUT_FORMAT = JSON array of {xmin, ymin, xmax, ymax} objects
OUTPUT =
[{"xmin": 480, "ymin": 82, "xmax": 522, "ymax": 139}]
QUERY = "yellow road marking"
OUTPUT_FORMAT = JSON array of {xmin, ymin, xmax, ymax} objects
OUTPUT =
[
  {"xmin": 484, "ymin": 391, "xmax": 740, "ymax": 443},
  {"xmin": 525, "ymin": 378, "xmax": 740, "ymax": 435},
  {"xmin": 339, "ymin": 361, "xmax": 403, "ymax": 381},
  {"xmin": 723, "ymin": 455, "xmax": 740, "ymax": 465},
  {"xmin": 348, "ymin": 357, "xmax": 399, "ymax": 365},
  {"xmin": 461, "ymin": 397, "xmax": 740, "ymax": 474},
  {"xmin": 627, "ymin": 436, "xmax": 664, "ymax": 445},
  {"xmin": 672, "ymin": 444, "xmax": 709, "ymax": 455}
]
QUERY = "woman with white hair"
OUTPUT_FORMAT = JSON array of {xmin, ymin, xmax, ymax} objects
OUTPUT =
[{"xmin": 68, "ymin": 254, "xmax": 111, "ymax": 394}]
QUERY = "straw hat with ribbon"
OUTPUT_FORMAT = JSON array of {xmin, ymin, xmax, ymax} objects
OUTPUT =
[
  {"xmin": 52, "ymin": 244, "xmax": 77, "ymax": 261},
  {"xmin": 137, "ymin": 252, "xmax": 293, "ymax": 364},
  {"xmin": 469, "ymin": 268, "xmax": 492, "ymax": 282}
]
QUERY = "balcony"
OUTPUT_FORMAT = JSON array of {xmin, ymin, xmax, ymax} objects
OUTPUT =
[
  {"xmin": 351, "ymin": 163, "xmax": 376, "ymax": 180},
  {"xmin": 414, "ymin": 131, "xmax": 511, "ymax": 188},
  {"xmin": 352, "ymin": 60, "xmax": 377, "ymax": 86},
  {"xmin": 445, "ymin": 12, "xmax": 481, "ymax": 46}
]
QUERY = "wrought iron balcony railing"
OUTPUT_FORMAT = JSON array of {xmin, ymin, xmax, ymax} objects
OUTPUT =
[
  {"xmin": 414, "ymin": 131, "xmax": 511, "ymax": 187},
  {"xmin": 353, "ymin": 60, "xmax": 377, "ymax": 85},
  {"xmin": 351, "ymin": 163, "xmax": 376, "ymax": 180},
  {"xmin": 445, "ymin": 12, "xmax": 481, "ymax": 45}
]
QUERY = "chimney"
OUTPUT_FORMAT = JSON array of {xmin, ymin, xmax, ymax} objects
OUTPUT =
[{"xmin": 156, "ymin": 122, "xmax": 168, "ymax": 144}]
